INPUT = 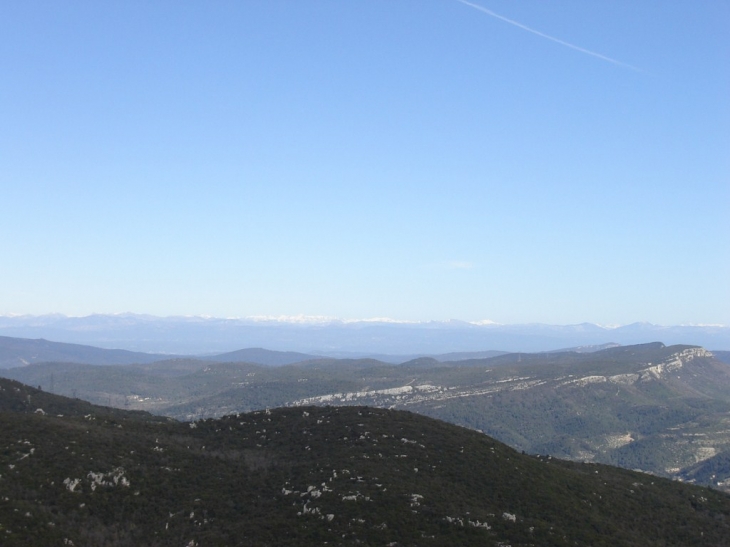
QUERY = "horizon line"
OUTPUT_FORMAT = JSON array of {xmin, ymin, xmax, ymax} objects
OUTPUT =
[{"xmin": 0, "ymin": 313, "xmax": 726, "ymax": 329}]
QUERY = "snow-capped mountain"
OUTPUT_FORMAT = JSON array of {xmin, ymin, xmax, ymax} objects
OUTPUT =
[{"xmin": 0, "ymin": 314, "xmax": 727, "ymax": 354}]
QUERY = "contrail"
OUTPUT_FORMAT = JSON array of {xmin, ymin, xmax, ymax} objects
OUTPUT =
[{"xmin": 456, "ymin": 0, "xmax": 642, "ymax": 72}]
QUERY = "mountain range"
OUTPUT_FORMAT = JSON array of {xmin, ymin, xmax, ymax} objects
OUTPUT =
[
  {"xmin": 1, "ymin": 314, "xmax": 729, "ymax": 353},
  {"xmin": 0, "ymin": 337, "xmax": 510, "ymax": 369}
]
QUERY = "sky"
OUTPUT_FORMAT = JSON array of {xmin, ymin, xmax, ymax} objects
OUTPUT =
[{"xmin": 1, "ymin": 1, "xmax": 728, "ymax": 326}]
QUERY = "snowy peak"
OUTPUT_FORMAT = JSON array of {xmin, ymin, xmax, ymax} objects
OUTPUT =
[{"xmin": 0, "ymin": 315, "xmax": 728, "ymax": 354}]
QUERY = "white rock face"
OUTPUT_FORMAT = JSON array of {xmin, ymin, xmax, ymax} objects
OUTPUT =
[
  {"xmin": 640, "ymin": 348, "xmax": 712, "ymax": 381},
  {"xmin": 608, "ymin": 373, "xmax": 640, "ymax": 385},
  {"xmin": 63, "ymin": 478, "xmax": 81, "ymax": 493},
  {"xmin": 87, "ymin": 467, "xmax": 130, "ymax": 490},
  {"xmin": 605, "ymin": 433, "xmax": 634, "ymax": 449},
  {"xmin": 571, "ymin": 375, "xmax": 607, "ymax": 387}
]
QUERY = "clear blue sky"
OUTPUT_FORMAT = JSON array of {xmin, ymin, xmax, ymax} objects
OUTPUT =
[{"xmin": 1, "ymin": 1, "xmax": 728, "ymax": 325}]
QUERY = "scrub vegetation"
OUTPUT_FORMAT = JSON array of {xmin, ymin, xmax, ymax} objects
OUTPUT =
[{"xmin": 1, "ymin": 377, "xmax": 729, "ymax": 546}]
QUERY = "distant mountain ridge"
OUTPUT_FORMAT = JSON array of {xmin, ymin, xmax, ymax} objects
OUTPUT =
[
  {"xmin": 1, "ymin": 314, "xmax": 728, "ymax": 353},
  {"xmin": 207, "ymin": 347, "xmax": 319, "ymax": 366},
  {"xmin": 0, "ymin": 335, "xmax": 171, "ymax": 368},
  {"xmin": 0, "ymin": 337, "xmax": 323, "ymax": 369},
  {"xmin": 0, "ymin": 336, "xmax": 508, "ymax": 369}
]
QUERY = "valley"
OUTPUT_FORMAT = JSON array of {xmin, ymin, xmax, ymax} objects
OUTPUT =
[{"xmin": 3, "ymin": 340, "xmax": 730, "ymax": 492}]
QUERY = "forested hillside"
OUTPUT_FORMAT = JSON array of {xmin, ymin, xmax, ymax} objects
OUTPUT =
[{"xmin": 1, "ymin": 377, "xmax": 729, "ymax": 546}]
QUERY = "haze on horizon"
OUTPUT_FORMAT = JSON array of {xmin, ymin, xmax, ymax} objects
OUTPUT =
[
  {"xmin": 1, "ymin": 312, "xmax": 727, "ymax": 330},
  {"xmin": 1, "ymin": 2, "xmax": 727, "ymax": 326}
]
